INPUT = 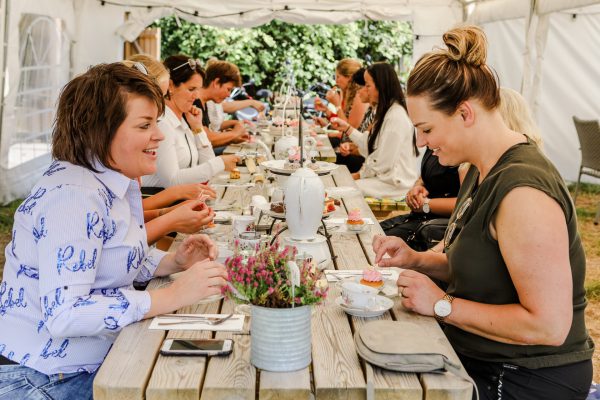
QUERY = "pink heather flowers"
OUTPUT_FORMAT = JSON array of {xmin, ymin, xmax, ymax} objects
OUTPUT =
[{"xmin": 223, "ymin": 242, "xmax": 328, "ymax": 308}]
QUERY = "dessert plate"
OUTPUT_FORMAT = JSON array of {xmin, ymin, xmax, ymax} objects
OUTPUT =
[
  {"xmin": 257, "ymin": 202, "xmax": 335, "ymax": 219},
  {"xmin": 260, "ymin": 159, "xmax": 338, "ymax": 176},
  {"xmin": 335, "ymin": 295, "xmax": 394, "ymax": 318}
]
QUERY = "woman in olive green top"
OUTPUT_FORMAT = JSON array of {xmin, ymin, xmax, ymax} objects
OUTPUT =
[{"xmin": 373, "ymin": 25, "xmax": 593, "ymax": 400}]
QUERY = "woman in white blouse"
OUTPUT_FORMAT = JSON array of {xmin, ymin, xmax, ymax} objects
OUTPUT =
[
  {"xmin": 333, "ymin": 62, "xmax": 418, "ymax": 198},
  {"xmin": 142, "ymin": 55, "xmax": 239, "ymax": 188}
]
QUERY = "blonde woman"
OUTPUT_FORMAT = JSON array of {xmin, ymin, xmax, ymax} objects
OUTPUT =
[
  {"xmin": 315, "ymin": 58, "xmax": 367, "ymax": 129},
  {"xmin": 499, "ymin": 87, "xmax": 543, "ymax": 148},
  {"xmin": 373, "ymin": 25, "xmax": 592, "ymax": 399}
]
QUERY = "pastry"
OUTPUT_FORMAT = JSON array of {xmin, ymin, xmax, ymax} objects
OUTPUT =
[
  {"xmin": 360, "ymin": 268, "xmax": 384, "ymax": 288},
  {"xmin": 253, "ymin": 173, "xmax": 265, "ymax": 184},
  {"xmin": 346, "ymin": 208, "xmax": 365, "ymax": 230},
  {"xmin": 270, "ymin": 202, "xmax": 285, "ymax": 214},
  {"xmin": 229, "ymin": 168, "xmax": 241, "ymax": 180},
  {"xmin": 324, "ymin": 197, "xmax": 336, "ymax": 213}
]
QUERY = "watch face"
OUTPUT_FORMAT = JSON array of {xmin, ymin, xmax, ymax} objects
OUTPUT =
[
  {"xmin": 434, "ymin": 299, "xmax": 452, "ymax": 318},
  {"xmin": 423, "ymin": 203, "xmax": 430, "ymax": 213}
]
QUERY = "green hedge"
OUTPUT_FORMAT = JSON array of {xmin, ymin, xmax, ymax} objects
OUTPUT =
[{"xmin": 152, "ymin": 18, "xmax": 413, "ymax": 91}]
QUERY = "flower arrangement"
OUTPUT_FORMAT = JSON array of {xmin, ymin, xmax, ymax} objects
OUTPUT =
[{"xmin": 223, "ymin": 242, "xmax": 328, "ymax": 308}]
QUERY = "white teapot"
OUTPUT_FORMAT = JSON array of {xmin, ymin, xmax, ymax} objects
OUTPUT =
[
  {"xmin": 274, "ymin": 130, "xmax": 298, "ymax": 160},
  {"xmin": 284, "ymin": 167, "xmax": 325, "ymax": 240}
]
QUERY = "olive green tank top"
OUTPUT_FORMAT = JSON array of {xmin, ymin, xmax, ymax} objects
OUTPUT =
[{"xmin": 444, "ymin": 140, "xmax": 594, "ymax": 369}]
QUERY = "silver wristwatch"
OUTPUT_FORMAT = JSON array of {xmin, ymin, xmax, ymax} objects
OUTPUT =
[{"xmin": 422, "ymin": 198, "xmax": 431, "ymax": 214}]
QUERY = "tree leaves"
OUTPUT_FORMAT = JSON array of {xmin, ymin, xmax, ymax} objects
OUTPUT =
[{"xmin": 153, "ymin": 18, "xmax": 413, "ymax": 90}]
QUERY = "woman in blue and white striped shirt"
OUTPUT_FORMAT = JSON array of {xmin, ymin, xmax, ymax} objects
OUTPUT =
[{"xmin": 0, "ymin": 63, "xmax": 228, "ymax": 399}]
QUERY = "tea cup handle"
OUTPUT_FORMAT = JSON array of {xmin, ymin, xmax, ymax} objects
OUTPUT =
[{"xmin": 367, "ymin": 296, "xmax": 378, "ymax": 310}]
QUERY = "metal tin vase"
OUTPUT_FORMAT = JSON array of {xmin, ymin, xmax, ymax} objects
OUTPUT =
[{"xmin": 250, "ymin": 305, "xmax": 312, "ymax": 372}]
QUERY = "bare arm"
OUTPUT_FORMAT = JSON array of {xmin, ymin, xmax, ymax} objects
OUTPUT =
[
  {"xmin": 400, "ymin": 187, "xmax": 573, "ymax": 346},
  {"xmin": 142, "ymin": 183, "xmax": 216, "ymax": 211},
  {"xmin": 222, "ymin": 99, "xmax": 265, "ymax": 114}
]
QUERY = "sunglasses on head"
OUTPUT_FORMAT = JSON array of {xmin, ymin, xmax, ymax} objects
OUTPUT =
[
  {"xmin": 171, "ymin": 58, "xmax": 201, "ymax": 72},
  {"xmin": 131, "ymin": 62, "xmax": 148, "ymax": 76}
]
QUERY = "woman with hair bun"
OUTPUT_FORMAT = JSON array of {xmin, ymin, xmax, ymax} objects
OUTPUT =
[{"xmin": 373, "ymin": 25, "xmax": 592, "ymax": 399}]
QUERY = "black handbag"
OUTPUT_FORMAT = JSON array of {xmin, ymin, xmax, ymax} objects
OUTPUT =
[{"xmin": 410, "ymin": 218, "xmax": 449, "ymax": 251}]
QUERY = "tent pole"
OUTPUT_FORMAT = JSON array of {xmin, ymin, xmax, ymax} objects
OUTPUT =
[{"xmin": 0, "ymin": 0, "xmax": 9, "ymax": 145}]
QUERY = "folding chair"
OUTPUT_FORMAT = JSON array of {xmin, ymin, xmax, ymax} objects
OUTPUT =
[{"xmin": 572, "ymin": 116, "xmax": 600, "ymax": 225}]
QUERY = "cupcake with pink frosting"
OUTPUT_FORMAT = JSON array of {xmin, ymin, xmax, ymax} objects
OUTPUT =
[
  {"xmin": 360, "ymin": 268, "xmax": 384, "ymax": 288},
  {"xmin": 346, "ymin": 208, "xmax": 365, "ymax": 231}
]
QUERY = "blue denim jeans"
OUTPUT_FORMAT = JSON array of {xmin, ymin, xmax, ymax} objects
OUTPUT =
[{"xmin": 0, "ymin": 364, "xmax": 96, "ymax": 400}]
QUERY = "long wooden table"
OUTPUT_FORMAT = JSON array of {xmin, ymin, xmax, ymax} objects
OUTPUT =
[{"xmin": 93, "ymin": 166, "xmax": 472, "ymax": 400}]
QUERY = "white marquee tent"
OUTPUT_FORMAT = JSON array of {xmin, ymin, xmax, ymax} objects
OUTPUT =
[{"xmin": 0, "ymin": 0, "xmax": 599, "ymax": 203}]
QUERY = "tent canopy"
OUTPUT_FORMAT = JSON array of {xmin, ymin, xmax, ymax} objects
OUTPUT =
[{"xmin": 0, "ymin": 0, "xmax": 599, "ymax": 203}]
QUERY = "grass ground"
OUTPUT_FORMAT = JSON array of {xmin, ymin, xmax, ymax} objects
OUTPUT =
[{"xmin": 1, "ymin": 185, "xmax": 599, "ymax": 378}]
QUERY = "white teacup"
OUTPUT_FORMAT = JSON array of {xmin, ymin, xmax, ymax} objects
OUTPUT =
[
  {"xmin": 250, "ymin": 195, "xmax": 268, "ymax": 216},
  {"xmin": 232, "ymin": 215, "xmax": 255, "ymax": 237},
  {"xmin": 340, "ymin": 281, "xmax": 378, "ymax": 309},
  {"xmin": 238, "ymin": 231, "xmax": 261, "ymax": 253},
  {"xmin": 216, "ymin": 248, "xmax": 234, "ymax": 264}
]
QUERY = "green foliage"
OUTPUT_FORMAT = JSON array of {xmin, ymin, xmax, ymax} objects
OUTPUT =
[{"xmin": 152, "ymin": 18, "xmax": 413, "ymax": 91}]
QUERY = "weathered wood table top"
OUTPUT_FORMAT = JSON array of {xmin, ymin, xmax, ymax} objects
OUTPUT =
[{"xmin": 93, "ymin": 166, "xmax": 471, "ymax": 400}]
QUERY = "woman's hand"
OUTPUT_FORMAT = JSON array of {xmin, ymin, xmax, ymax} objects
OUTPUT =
[
  {"xmin": 326, "ymin": 89, "xmax": 342, "ymax": 107},
  {"xmin": 250, "ymin": 100, "xmax": 265, "ymax": 112},
  {"xmin": 406, "ymin": 185, "xmax": 429, "ymax": 211},
  {"xmin": 314, "ymin": 97, "xmax": 328, "ymax": 113},
  {"xmin": 174, "ymin": 234, "xmax": 218, "ymax": 269},
  {"xmin": 340, "ymin": 142, "xmax": 358, "ymax": 157},
  {"xmin": 169, "ymin": 260, "xmax": 228, "ymax": 305},
  {"xmin": 397, "ymin": 270, "xmax": 445, "ymax": 316},
  {"xmin": 372, "ymin": 234, "xmax": 417, "ymax": 267},
  {"xmin": 165, "ymin": 200, "xmax": 215, "ymax": 233},
  {"xmin": 330, "ymin": 117, "xmax": 349, "ymax": 131},
  {"xmin": 220, "ymin": 154, "xmax": 240, "ymax": 171},
  {"xmin": 185, "ymin": 105, "xmax": 204, "ymax": 133},
  {"xmin": 177, "ymin": 183, "xmax": 217, "ymax": 201}
]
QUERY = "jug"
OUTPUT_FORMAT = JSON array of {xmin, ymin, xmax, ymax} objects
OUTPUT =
[{"xmin": 284, "ymin": 167, "xmax": 325, "ymax": 240}]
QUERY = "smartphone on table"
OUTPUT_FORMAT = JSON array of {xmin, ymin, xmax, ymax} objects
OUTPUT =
[{"xmin": 160, "ymin": 338, "xmax": 233, "ymax": 356}]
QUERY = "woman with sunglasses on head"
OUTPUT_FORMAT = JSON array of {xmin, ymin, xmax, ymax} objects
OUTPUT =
[
  {"xmin": 332, "ymin": 62, "xmax": 418, "ymax": 198},
  {"xmin": 142, "ymin": 55, "xmax": 239, "ymax": 190},
  {"xmin": 372, "ymin": 26, "xmax": 592, "ymax": 400},
  {"xmin": 123, "ymin": 55, "xmax": 217, "ymax": 246},
  {"xmin": 0, "ymin": 63, "xmax": 228, "ymax": 399}
]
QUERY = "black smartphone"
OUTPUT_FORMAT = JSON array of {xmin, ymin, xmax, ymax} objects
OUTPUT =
[{"xmin": 160, "ymin": 338, "xmax": 233, "ymax": 356}]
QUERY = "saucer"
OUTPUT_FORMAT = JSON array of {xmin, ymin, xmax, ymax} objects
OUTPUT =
[
  {"xmin": 214, "ymin": 211, "xmax": 234, "ymax": 223},
  {"xmin": 335, "ymin": 295, "xmax": 394, "ymax": 317}
]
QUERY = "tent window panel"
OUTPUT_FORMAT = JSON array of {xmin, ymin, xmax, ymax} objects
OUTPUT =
[{"xmin": 8, "ymin": 13, "xmax": 70, "ymax": 169}]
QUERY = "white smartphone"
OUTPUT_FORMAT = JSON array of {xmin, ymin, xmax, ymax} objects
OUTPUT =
[{"xmin": 160, "ymin": 338, "xmax": 233, "ymax": 356}]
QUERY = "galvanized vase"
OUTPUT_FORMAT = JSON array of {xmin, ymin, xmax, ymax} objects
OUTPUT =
[{"xmin": 250, "ymin": 305, "xmax": 312, "ymax": 371}]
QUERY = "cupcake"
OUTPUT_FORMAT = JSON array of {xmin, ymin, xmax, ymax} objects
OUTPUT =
[
  {"xmin": 346, "ymin": 208, "xmax": 365, "ymax": 231},
  {"xmin": 360, "ymin": 268, "xmax": 384, "ymax": 288}
]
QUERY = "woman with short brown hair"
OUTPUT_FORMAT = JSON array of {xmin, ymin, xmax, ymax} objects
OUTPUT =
[{"xmin": 0, "ymin": 63, "xmax": 227, "ymax": 399}]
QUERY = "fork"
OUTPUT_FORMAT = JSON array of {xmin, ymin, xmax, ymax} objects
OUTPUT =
[{"xmin": 157, "ymin": 313, "xmax": 236, "ymax": 326}]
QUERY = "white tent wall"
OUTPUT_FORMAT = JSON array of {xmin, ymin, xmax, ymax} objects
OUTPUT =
[
  {"xmin": 72, "ymin": 1, "xmax": 125, "ymax": 75},
  {"xmin": 480, "ymin": 4, "xmax": 600, "ymax": 182},
  {"xmin": 0, "ymin": 0, "xmax": 76, "ymax": 203}
]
